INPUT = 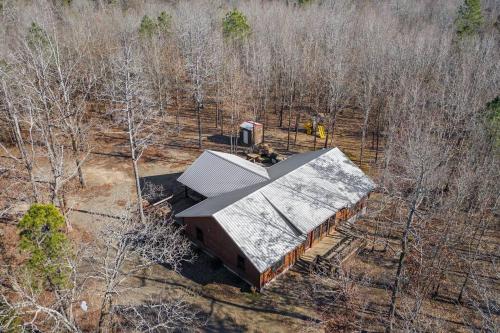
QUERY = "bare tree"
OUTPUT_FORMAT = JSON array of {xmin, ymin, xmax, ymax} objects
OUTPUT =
[
  {"xmin": 1, "ymin": 205, "xmax": 195, "ymax": 332},
  {"xmin": 221, "ymin": 52, "xmax": 247, "ymax": 154},
  {"xmin": 115, "ymin": 292, "xmax": 202, "ymax": 332},
  {"xmin": 7, "ymin": 23, "xmax": 92, "ymax": 217},
  {"xmin": 95, "ymin": 206, "xmax": 194, "ymax": 332},
  {"xmin": 0, "ymin": 74, "xmax": 40, "ymax": 202},
  {"xmin": 0, "ymin": 245, "xmax": 91, "ymax": 333},
  {"xmin": 384, "ymin": 84, "xmax": 453, "ymax": 332},
  {"xmin": 105, "ymin": 33, "xmax": 159, "ymax": 223},
  {"xmin": 175, "ymin": 2, "xmax": 220, "ymax": 149}
]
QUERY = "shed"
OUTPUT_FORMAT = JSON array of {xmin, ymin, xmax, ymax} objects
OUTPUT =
[{"xmin": 239, "ymin": 121, "xmax": 263, "ymax": 146}]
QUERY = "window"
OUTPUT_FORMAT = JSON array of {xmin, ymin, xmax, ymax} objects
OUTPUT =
[
  {"xmin": 271, "ymin": 256, "xmax": 285, "ymax": 272},
  {"xmin": 196, "ymin": 227, "xmax": 204, "ymax": 243},
  {"xmin": 237, "ymin": 255, "xmax": 245, "ymax": 271}
]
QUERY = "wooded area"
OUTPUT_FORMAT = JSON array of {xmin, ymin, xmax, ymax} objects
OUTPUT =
[{"xmin": 0, "ymin": 0, "xmax": 499, "ymax": 332}]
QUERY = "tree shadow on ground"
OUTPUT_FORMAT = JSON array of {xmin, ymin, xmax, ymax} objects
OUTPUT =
[
  {"xmin": 136, "ymin": 273, "xmax": 321, "ymax": 324},
  {"xmin": 207, "ymin": 134, "xmax": 232, "ymax": 146},
  {"xmin": 195, "ymin": 301, "xmax": 249, "ymax": 333}
]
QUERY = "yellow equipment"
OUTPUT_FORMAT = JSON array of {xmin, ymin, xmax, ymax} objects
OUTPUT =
[
  {"xmin": 305, "ymin": 120, "xmax": 313, "ymax": 135},
  {"xmin": 318, "ymin": 125, "xmax": 326, "ymax": 139},
  {"xmin": 304, "ymin": 120, "xmax": 326, "ymax": 139}
]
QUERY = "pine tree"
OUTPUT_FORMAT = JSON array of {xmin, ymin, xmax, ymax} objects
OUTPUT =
[
  {"xmin": 456, "ymin": 0, "xmax": 484, "ymax": 37},
  {"xmin": 157, "ymin": 11, "xmax": 172, "ymax": 34},
  {"xmin": 139, "ymin": 15, "xmax": 157, "ymax": 38},
  {"xmin": 18, "ymin": 204, "xmax": 71, "ymax": 289},
  {"xmin": 222, "ymin": 10, "xmax": 251, "ymax": 40}
]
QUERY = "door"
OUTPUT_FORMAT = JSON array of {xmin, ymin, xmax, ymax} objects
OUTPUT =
[
  {"xmin": 243, "ymin": 130, "xmax": 249, "ymax": 144},
  {"xmin": 329, "ymin": 217, "xmax": 336, "ymax": 233},
  {"xmin": 305, "ymin": 233, "xmax": 312, "ymax": 249},
  {"xmin": 313, "ymin": 226, "xmax": 321, "ymax": 245}
]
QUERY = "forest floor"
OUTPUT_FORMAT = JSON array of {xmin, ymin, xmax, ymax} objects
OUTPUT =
[{"xmin": 2, "ymin": 104, "xmax": 496, "ymax": 332}]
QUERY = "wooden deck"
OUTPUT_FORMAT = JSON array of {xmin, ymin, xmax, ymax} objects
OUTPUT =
[
  {"xmin": 300, "ymin": 216, "xmax": 366, "ymax": 266},
  {"xmin": 301, "ymin": 232, "xmax": 347, "ymax": 262}
]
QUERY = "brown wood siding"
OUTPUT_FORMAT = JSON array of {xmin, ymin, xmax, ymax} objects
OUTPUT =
[
  {"xmin": 328, "ymin": 216, "xmax": 336, "ymax": 233},
  {"xmin": 182, "ymin": 216, "xmax": 261, "ymax": 287},
  {"xmin": 260, "ymin": 243, "xmax": 306, "ymax": 287},
  {"xmin": 182, "ymin": 194, "xmax": 370, "ymax": 289},
  {"xmin": 260, "ymin": 195, "xmax": 369, "ymax": 287}
]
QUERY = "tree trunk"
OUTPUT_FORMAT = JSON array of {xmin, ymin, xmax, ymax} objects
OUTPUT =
[
  {"xmin": 131, "ymin": 158, "xmax": 144, "ymax": 222},
  {"xmin": 8, "ymin": 107, "xmax": 39, "ymax": 201},
  {"xmin": 97, "ymin": 294, "xmax": 113, "ymax": 333},
  {"xmin": 327, "ymin": 113, "xmax": 338, "ymax": 149},
  {"xmin": 175, "ymin": 87, "xmax": 180, "ymax": 132},
  {"xmin": 215, "ymin": 103, "xmax": 219, "ymax": 129},
  {"xmin": 196, "ymin": 103, "xmax": 202, "ymax": 149},
  {"xmin": 313, "ymin": 123, "xmax": 318, "ymax": 150},
  {"xmin": 388, "ymin": 194, "xmax": 419, "ymax": 332},
  {"xmin": 458, "ymin": 270, "xmax": 470, "ymax": 303},
  {"xmin": 127, "ymin": 108, "xmax": 145, "ymax": 223},
  {"xmin": 375, "ymin": 112, "xmax": 381, "ymax": 163},
  {"xmin": 294, "ymin": 112, "xmax": 300, "ymax": 146},
  {"xmin": 360, "ymin": 107, "xmax": 370, "ymax": 165},
  {"xmin": 286, "ymin": 107, "xmax": 292, "ymax": 151},
  {"xmin": 279, "ymin": 96, "xmax": 284, "ymax": 128},
  {"xmin": 220, "ymin": 109, "xmax": 224, "ymax": 136},
  {"xmin": 262, "ymin": 96, "xmax": 267, "ymax": 143},
  {"xmin": 70, "ymin": 134, "xmax": 85, "ymax": 187}
]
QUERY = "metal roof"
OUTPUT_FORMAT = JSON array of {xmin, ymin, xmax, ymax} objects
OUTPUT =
[
  {"xmin": 177, "ymin": 150, "xmax": 269, "ymax": 198},
  {"xmin": 214, "ymin": 191, "xmax": 305, "ymax": 272},
  {"xmin": 176, "ymin": 148, "xmax": 375, "ymax": 273},
  {"xmin": 240, "ymin": 121, "xmax": 262, "ymax": 130},
  {"xmin": 261, "ymin": 148, "xmax": 374, "ymax": 233}
]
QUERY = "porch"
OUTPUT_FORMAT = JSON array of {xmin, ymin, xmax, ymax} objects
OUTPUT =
[{"xmin": 300, "ymin": 215, "xmax": 365, "ymax": 265}]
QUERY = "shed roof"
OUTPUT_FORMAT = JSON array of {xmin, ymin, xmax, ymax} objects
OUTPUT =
[
  {"xmin": 240, "ymin": 121, "xmax": 262, "ymax": 130},
  {"xmin": 177, "ymin": 148, "xmax": 375, "ymax": 273}
]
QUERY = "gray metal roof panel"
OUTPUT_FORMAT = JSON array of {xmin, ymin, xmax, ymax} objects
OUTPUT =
[
  {"xmin": 262, "ymin": 148, "xmax": 375, "ymax": 233},
  {"xmin": 177, "ymin": 150, "xmax": 269, "ymax": 198},
  {"xmin": 213, "ymin": 191, "xmax": 305, "ymax": 273},
  {"xmin": 175, "ymin": 182, "xmax": 268, "ymax": 218},
  {"xmin": 267, "ymin": 148, "xmax": 333, "ymax": 180}
]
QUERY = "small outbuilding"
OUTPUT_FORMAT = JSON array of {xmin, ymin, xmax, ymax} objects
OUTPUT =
[{"xmin": 239, "ymin": 121, "xmax": 263, "ymax": 146}]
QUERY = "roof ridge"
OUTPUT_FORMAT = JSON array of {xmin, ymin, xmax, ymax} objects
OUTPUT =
[
  {"xmin": 206, "ymin": 150, "xmax": 270, "ymax": 180},
  {"xmin": 177, "ymin": 147, "xmax": 360, "ymax": 219},
  {"xmin": 210, "ymin": 149, "xmax": 337, "ymax": 219},
  {"xmin": 268, "ymin": 147, "xmax": 335, "ymax": 181},
  {"xmin": 261, "ymin": 192, "xmax": 304, "ymax": 236},
  {"xmin": 198, "ymin": 148, "xmax": 335, "ymax": 217}
]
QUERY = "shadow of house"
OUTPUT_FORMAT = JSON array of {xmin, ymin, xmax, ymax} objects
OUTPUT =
[
  {"xmin": 163, "ymin": 250, "xmax": 250, "ymax": 291},
  {"xmin": 139, "ymin": 172, "xmax": 183, "ymax": 204}
]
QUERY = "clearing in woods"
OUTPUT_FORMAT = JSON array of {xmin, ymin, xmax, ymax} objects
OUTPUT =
[
  {"xmin": 3, "ymin": 104, "xmax": 482, "ymax": 332},
  {"xmin": 56, "ymin": 105, "xmax": 388, "ymax": 332}
]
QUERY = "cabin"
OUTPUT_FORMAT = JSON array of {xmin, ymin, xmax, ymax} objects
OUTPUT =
[{"xmin": 176, "ymin": 148, "xmax": 375, "ymax": 289}]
